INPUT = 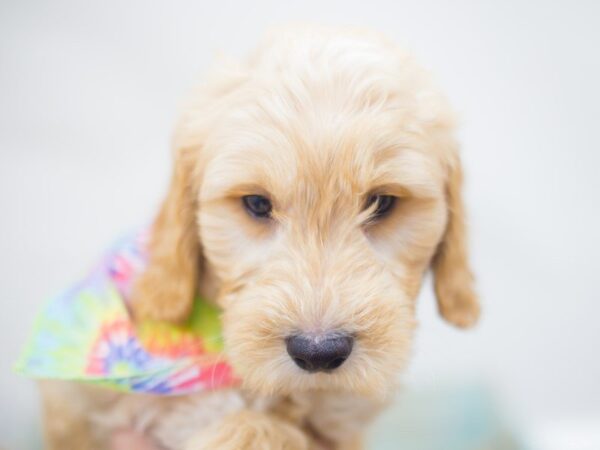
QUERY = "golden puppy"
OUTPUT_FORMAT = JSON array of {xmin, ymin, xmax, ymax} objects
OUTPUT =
[{"xmin": 41, "ymin": 25, "xmax": 479, "ymax": 449}]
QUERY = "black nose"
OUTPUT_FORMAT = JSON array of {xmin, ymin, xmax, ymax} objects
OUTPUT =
[{"xmin": 286, "ymin": 334, "xmax": 354, "ymax": 372}]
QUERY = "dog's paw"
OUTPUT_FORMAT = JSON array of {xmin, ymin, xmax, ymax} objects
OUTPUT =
[{"xmin": 184, "ymin": 410, "xmax": 309, "ymax": 450}]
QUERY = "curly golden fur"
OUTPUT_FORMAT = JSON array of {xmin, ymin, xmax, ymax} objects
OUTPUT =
[{"xmin": 41, "ymin": 25, "xmax": 479, "ymax": 449}]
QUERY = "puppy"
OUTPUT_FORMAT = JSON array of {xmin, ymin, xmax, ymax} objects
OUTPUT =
[{"xmin": 40, "ymin": 25, "xmax": 479, "ymax": 449}]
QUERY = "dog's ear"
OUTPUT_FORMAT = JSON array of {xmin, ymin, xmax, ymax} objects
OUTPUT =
[
  {"xmin": 129, "ymin": 62, "xmax": 248, "ymax": 324},
  {"xmin": 131, "ymin": 144, "xmax": 201, "ymax": 323},
  {"xmin": 431, "ymin": 153, "xmax": 480, "ymax": 328}
]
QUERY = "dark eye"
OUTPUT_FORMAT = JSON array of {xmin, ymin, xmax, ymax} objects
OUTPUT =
[
  {"xmin": 365, "ymin": 194, "xmax": 396, "ymax": 220},
  {"xmin": 242, "ymin": 195, "xmax": 273, "ymax": 218}
]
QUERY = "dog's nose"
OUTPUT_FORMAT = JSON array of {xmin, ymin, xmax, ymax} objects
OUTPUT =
[{"xmin": 286, "ymin": 334, "xmax": 353, "ymax": 372}]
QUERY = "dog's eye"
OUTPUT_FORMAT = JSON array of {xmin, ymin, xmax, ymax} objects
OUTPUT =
[
  {"xmin": 242, "ymin": 195, "xmax": 273, "ymax": 218},
  {"xmin": 365, "ymin": 194, "xmax": 396, "ymax": 220}
]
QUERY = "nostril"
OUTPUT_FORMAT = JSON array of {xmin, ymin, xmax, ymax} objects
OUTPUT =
[
  {"xmin": 286, "ymin": 334, "xmax": 354, "ymax": 373},
  {"xmin": 292, "ymin": 357, "xmax": 310, "ymax": 371},
  {"xmin": 326, "ymin": 357, "xmax": 347, "ymax": 370}
]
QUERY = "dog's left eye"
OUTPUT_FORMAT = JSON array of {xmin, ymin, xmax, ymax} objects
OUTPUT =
[
  {"xmin": 243, "ymin": 195, "xmax": 273, "ymax": 218},
  {"xmin": 365, "ymin": 194, "xmax": 396, "ymax": 220}
]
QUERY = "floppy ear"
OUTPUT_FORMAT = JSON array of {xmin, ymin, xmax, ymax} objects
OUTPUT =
[
  {"xmin": 129, "ymin": 60, "xmax": 249, "ymax": 324},
  {"xmin": 131, "ymin": 145, "xmax": 201, "ymax": 323},
  {"xmin": 431, "ymin": 154, "xmax": 480, "ymax": 328}
]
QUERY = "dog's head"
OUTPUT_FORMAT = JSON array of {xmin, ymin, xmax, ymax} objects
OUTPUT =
[{"xmin": 132, "ymin": 27, "xmax": 479, "ymax": 398}]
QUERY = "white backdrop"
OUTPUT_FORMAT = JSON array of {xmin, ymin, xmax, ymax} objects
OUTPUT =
[{"xmin": 1, "ymin": 1, "xmax": 599, "ymax": 449}]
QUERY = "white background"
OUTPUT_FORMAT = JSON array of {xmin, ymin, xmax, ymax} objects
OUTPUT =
[{"xmin": 1, "ymin": 1, "xmax": 599, "ymax": 449}]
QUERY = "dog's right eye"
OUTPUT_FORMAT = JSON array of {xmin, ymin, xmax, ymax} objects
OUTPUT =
[
  {"xmin": 365, "ymin": 194, "xmax": 396, "ymax": 221},
  {"xmin": 242, "ymin": 195, "xmax": 273, "ymax": 218}
]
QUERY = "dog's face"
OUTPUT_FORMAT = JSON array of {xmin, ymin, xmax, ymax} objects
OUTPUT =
[{"xmin": 133, "ymin": 27, "xmax": 479, "ymax": 398}]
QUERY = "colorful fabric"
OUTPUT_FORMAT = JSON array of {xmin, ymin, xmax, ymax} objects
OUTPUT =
[{"xmin": 15, "ymin": 231, "xmax": 237, "ymax": 395}]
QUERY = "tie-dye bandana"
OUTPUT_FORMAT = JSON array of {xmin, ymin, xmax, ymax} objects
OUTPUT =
[{"xmin": 15, "ymin": 231, "xmax": 238, "ymax": 395}]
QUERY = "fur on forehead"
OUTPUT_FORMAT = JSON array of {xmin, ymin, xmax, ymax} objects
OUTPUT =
[
  {"xmin": 176, "ymin": 25, "xmax": 456, "ymax": 179},
  {"xmin": 191, "ymin": 58, "xmax": 453, "ymax": 214}
]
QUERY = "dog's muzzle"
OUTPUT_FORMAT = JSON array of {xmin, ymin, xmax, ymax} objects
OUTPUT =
[{"xmin": 285, "ymin": 333, "xmax": 353, "ymax": 372}]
